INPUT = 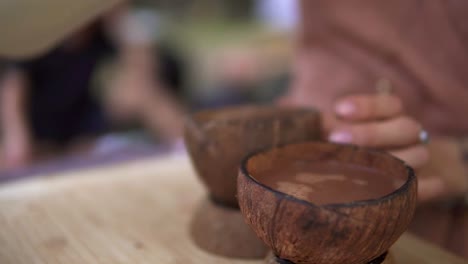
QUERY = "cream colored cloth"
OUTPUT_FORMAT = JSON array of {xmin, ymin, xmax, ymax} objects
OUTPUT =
[{"xmin": 0, "ymin": 0, "xmax": 121, "ymax": 59}]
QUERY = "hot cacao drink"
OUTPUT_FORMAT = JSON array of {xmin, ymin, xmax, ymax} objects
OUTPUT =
[{"xmin": 254, "ymin": 160, "xmax": 404, "ymax": 205}]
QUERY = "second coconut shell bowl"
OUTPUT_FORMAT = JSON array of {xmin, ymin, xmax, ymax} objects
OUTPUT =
[
  {"xmin": 185, "ymin": 105, "xmax": 321, "ymax": 258},
  {"xmin": 185, "ymin": 105, "xmax": 321, "ymax": 207},
  {"xmin": 238, "ymin": 141, "xmax": 417, "ymax": 264}
]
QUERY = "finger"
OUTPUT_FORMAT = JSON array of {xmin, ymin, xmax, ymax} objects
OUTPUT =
[
  {"xmin": 321, "ymin": 112, "xmax": 338, "ymax": 139},
  {"xmin": 389, "ymin": 145, "xmax": 429, "ymax": 170},
  {"xmin": 328, "ymin": 116, "xmax": 422, "ymax": 148},
  {"xmin": 417, "ymin": 177, "xmax": 446, "ymax": 203},
  {"xmin": 335, "ymin": 94, "xmax": 404, "ymax": 121}
]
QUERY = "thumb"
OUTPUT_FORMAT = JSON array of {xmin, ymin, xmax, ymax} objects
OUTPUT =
[
  {"xmin": 322, "ymin": 112, "xmax": 341, "ymax": 141},
  {"xmin": 417, "ymin": 177, "xmax": 446, "ymax": 203}
]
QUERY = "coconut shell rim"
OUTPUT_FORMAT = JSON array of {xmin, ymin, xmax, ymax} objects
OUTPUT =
[
  {"xmin": 185, "ymin": 104, "xmax": 320, "ymax": 128},
  {"xmin": 239, "ymin": 141, "xmax": 416, "ymax": 209}
]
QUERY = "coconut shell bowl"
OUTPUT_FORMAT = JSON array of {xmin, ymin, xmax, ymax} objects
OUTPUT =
[
  {"xmin": 184, "ymin": 105, "xmax": 321, "ymax": 258},
  {"xmin": 238, "ymin": 141, "xmax": 417, "ymax": 264}
]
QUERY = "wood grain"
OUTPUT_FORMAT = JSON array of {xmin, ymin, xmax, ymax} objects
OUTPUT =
[{"xmin": 0, "ymin": 154, "xmax": 465, "ymax": 264}]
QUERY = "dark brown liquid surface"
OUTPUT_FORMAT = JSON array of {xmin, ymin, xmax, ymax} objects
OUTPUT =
[{"xmin": 255, "ymin": 160, "xmax": 402, "ymax": 205}]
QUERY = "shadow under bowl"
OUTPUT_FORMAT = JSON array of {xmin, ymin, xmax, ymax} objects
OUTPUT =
[{"xmin": 238, "ymin": 141, "xmax": 417, "ymax": 264}]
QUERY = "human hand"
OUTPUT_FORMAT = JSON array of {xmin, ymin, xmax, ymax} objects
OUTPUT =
[
  {"xmin": 328, "ymin": 94, "xmax": 428, "ymax": 169},
  {"xmin": 326, "ymin": 94, "xmax": 467, "ymax": 203}
]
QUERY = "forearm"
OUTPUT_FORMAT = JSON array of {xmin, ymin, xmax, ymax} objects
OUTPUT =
[
  {"xmin": 0, "ymin": 69, "xmax": 32, "ymax": 168},
  {"xmin": 116, "ymin": 28, "xmax": 184, "ymax": 143},
  {"xmin": 140, "ymin": 89, "xmax": 184, "ymax": 144}
]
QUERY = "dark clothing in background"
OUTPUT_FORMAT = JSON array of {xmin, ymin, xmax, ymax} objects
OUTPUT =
[
  {"xmin": 12, "ymin": 25, "xmax": 114, "ymax": 145},
  {"xmin": 9, "ymin": 27, "xmax": 185, "ymax": 145},
  {"xmin": 158, "ymin": 45, "xmax": 185, "ymax": 99}
]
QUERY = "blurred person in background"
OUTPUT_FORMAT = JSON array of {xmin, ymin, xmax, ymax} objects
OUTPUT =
[
  {"xmin": 199, "ymin": 46, "xmax": 263, "ymax": 108},
  {"xmin": 198, "ymin": 0, "xmax": 299, "ymax": 109},
  {"xmin": 0, "ymin": 2, "xmax": 185, "ymax": 171},
  {"xmin": 280, "ymin": 0, "xmax": 468, "ymax": 258}
]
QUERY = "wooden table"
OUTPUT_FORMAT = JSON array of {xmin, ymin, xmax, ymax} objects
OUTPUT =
[{"xmin": 0, "ymin": 154, "xmax": 465, "ymax": 264}]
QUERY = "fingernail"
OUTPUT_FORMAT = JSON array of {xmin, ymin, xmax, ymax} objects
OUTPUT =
[
  {"xmin": 329, "ymin": 131, "xmax": 353, "ymax": 143},
  {"xmin": 335, "ymin": 101, "xmax": 356, "ymax": 117}
]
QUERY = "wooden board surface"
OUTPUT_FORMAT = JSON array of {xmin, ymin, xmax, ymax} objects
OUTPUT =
[{"xmin": 0, "ymin": 154, "xmax": 465, "ymax": 264}]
